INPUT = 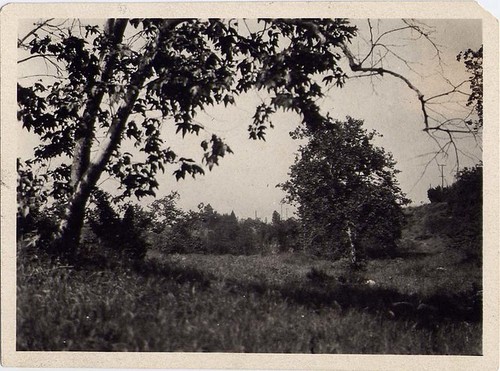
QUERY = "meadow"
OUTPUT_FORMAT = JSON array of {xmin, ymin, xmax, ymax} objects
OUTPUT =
[{"xmin": 16, "ymin": 204, "xmax": 482, "ymax": 354}]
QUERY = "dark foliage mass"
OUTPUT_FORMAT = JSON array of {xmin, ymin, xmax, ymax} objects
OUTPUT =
[
  {"xmin": 456, "ymin": 46, "xmax": 483, "ymax": 131},
  {"xmin": 16, "ymin": 173, "xmax": 302, "ymax": 264},
  {"xmin": 427, "ymin": 186, "xmax": 448, "ymax": 203},
  {"xmin": 147, "ymin": 201, "xmax": 301, "ymax": 255},
  {"xmin": 280, "ymin": 117, "xmax": 410, "ymax": 261},
  {"xmin": 86, "ymin": 190, "xmax": 150, "ymax": 262},
  {"xmin": 426, "ymin": 164, "xmax": 482, "ymax": 263}
]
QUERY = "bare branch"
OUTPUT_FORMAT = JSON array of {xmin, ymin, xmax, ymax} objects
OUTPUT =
[
  {"xmin": 402, "ymin": 19, "xmax": 443, "ymax": 69},
  {"xmin": 339, "ymin": 18, "xmax": 482, "ymax": 171},
  {"xmin": 18, "ymin": 18, "xmax": 54, "ymax": 48},
  {"xmin": 425, "ymin": 80, "xmax": 469, "ymax": 102},
  {"xmin": 341, "ymin": 42, "xmax": 430, "ymax": 132},
  {"xmin": 18, "ymin": 53, "xmax": 58, "ymax": 64}
]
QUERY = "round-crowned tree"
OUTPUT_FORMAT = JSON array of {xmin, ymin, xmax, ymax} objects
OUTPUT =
[{"xmin": 280, "ymin": 117, "xmax": 410, "ymax": 263}]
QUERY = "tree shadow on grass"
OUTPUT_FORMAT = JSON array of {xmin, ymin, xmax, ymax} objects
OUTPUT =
[
  {"xmin": 275, "ymin": 281, "xmax": 481, "ymax": 324},
  {"xmin": 133, "ymin": 257, "xmax": 213, "ymax": 288},
  {"xmin": 135, "ymin": 257, "xmax": 481, "ymax": 328}
]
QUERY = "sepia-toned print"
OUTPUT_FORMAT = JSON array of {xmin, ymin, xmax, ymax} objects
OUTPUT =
[{"xmin": 2, "ymin": 3, "xmax": 498, "ymax": 369}]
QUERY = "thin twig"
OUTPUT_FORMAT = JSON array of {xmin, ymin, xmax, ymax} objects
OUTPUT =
[{"xmin": 18, "ymin": 18, "xmax": 55, "ymax": 48}]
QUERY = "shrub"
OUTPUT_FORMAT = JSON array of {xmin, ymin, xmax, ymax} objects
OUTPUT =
[
  {"xmin": 306, "ymin": 267, "xmax": 343, "ymax": 287},
  {"xmin": 447, "ymin": 166, "xmax": 482, "ymax": 228},
  {"xmin": 87, "ymin": 191, "xmax": 150, "ymax": 264},
  {"xmin": 427, "ymin": 186, "xmax": 450, "ymax": 203},
  {"xmin": 425, "ymin": 164, "xmax": 482, "ymax": 262},
  {"xmin": 17, "ymin": 160, "xmax": 71, "ymax": 258}
]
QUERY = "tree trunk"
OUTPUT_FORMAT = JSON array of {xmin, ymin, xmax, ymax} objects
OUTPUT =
[
  {"xmin": 56, "ymin": 19, "xmax": 182, "ymax": 258},
  {"xmin": 345, "ymin": 220, "xmax": 358, "ymax": 266},
  {"xmin": 57, "ymin": 20, "xmax": 129, "ymax": 257},
  {"xmin": 57, "ymin": 90, "xmax": 142, "ymax": 256},
  {"xmin": 57, "ymin": 88, "xmax": 145, "ymax": 256},
  {"xmin": 56, "ymin": 190, "xmax": 88, "ymax": 256},
  {"xmin": 70, "ymin": 19, "xmax": 128, "ymax": 187}
]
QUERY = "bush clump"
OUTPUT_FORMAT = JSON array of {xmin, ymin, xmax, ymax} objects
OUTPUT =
[
  {"xmin": 86, "ymin": 191, "xmax": 150, "ymax": 264},
  {"xmin": 426, "ymin": 164, "xmax": 482, "ymax": 263}
]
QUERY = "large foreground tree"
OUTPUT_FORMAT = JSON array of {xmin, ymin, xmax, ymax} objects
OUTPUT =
[
  {"xmin": 280, "ymin": 117, "xmax": 410, "ymax": 262},
  {"xmin": 18, "ymin": 18, "xmax": 357, "ymax": 256}
]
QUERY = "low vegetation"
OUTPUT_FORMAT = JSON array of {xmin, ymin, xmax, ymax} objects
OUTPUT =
[{"xmin": 17, "ymin": 199, "xmax": 481, "ymax": 354}]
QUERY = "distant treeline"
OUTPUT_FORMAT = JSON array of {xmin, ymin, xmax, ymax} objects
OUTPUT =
[
  {"xmin": 75, "ymin": 192, "xmax": 302, "ymax": 260},
  {"xmin": 146, "ymin": 203, "xmax": 301, "ymax": 256}
]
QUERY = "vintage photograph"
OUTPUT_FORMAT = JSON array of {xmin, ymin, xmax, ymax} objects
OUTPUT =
[{"xmin": 2, "ymin": 3, "xmax": 498, "ymax": 368}]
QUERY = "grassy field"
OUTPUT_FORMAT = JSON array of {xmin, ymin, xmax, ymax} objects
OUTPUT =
[{"xmin": 17, "ymin": 204, "xmax": 482, "ymax": 354}]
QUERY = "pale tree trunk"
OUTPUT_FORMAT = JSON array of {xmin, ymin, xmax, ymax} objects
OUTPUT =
[
  {"xmin": 344, "ymin": 220, "xmax": 358, "ymax": 266},
  {"xmin": 58, "ymin": 105, "xmax": 135, "ymax": 253},
  {"xmin": 61, "ymin": 20, "xmax": 129, "ymax": 255},
  {"xmin": 70, "ymin": 19, "xmax": 128, "ymax": 186},
  {"xmin": 57, "ymin": 19, "xmax": 182, "ymax": 257}
]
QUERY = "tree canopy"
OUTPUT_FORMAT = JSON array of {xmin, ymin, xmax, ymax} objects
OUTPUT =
[
  {"xmin": 280, "ymin": 117, "xmax": 410, "ymax": 261},
  {"xmin": 18, "ymin": 18, "xmax": 356, "ymax": 197},
  {"xmin": 457, "ymin": 46, "xmax": 483, "ymax": 131}
]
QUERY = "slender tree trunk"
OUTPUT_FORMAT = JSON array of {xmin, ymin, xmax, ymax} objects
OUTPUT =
[
  {"xmin": 70, "ymin": 19, "xmax": 128, "ymax": 186},
  {"xmin": 56, "ymin": 19, "xmax": 182, "ymax": 257},
  {"xmin": 57, "ymin": 88, "xmax": 143, "ymax": 256},
  {"xmin": 57, "ymin": 19, "xmax": 129, "ymax": 257},
  {"xmin": 345, "ymin": 220, "xmax": 358, "ymax": 266}
]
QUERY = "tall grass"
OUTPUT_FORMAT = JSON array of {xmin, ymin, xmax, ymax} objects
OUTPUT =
[{"xmin": 17, "ymin": 249, "xmax": 481, "ymax": 354}]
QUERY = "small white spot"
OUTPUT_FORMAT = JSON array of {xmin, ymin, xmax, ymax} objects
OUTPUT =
[{"xmin": 365, "ymin": 279, "xmax": 376, "ymax": 287}]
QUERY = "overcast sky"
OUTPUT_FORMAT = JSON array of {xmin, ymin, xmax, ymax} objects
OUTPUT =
[{"xmin": 17, "ymin": 18, "xmax": 482, "ymax": 220}]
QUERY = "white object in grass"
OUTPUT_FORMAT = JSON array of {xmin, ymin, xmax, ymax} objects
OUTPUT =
[{"xmin": 365, "ymin": 279, "xmax": 376, "ymax": 287}]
